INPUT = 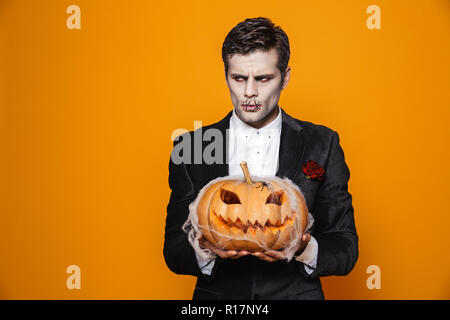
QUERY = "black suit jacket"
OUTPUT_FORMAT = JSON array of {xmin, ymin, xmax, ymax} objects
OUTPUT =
[{"xmin": 163, "ymin": 108, "xmax": 358, "ymax": 300}]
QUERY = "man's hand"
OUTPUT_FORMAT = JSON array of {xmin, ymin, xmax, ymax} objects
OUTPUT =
[
  {"xmin": 253, "ymin": 233, "xmax": 311, "ymax": 262},
  {"xmin": 295, "ymin": 232, "xmax": 312, "ymax": 257},
  {"xmin": 199, "ymin": 236, "xmax": 251, "ymax": 260}
]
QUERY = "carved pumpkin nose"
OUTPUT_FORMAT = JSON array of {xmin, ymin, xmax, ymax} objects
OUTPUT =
[{"xmin": 196, "ymin": 161, "xmax": 308, "ymax": 252}]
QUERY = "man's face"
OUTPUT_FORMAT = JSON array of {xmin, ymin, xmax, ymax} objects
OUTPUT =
[{"xmin": 225, "ymin": 47, "xmax": 290, "ymax": 128}]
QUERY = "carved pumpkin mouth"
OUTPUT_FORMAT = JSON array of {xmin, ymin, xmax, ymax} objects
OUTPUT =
[
  {"xmin": 210, "ymin": 186, "xmax": 295, "ymax": 234},
  {"xmin": 212, "ymin": 213, "xmax": 295, "ymax": 234}
]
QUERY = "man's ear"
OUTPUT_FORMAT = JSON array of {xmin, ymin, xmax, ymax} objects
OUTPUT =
[{"xmin": 281, "ymin": 66, "xmax": 291, "ymax": 90}]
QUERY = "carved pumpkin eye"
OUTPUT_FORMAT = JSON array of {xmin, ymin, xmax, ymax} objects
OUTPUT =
[
  {"xmin": 220, "ymin": 189, "xmax": 241, "ymax": 204},
  {"xmin": 265, "ymin": 191, "xmax": 284, "ymax": 206}
]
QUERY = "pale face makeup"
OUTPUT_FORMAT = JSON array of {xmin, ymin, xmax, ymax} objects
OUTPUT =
[{"xmin": 225, "ymin": 47, "xmax": 291, "ymax": 128}]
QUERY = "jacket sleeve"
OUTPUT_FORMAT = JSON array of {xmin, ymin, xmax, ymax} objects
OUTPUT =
[
  {"xmin": 302, "ymin": 130, "xmax": 359, "ymax": 279},
  {"xmin": 163, "ymin": 139, "xmax": 217, "ymax": 281}
]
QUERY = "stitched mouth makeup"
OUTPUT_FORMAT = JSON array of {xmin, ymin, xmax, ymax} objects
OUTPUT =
[{"xmin": 241, "ymin": 103, "xmax": 262, "ymax": 112}]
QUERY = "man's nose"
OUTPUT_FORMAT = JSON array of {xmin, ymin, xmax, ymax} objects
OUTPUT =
[{"xmin": 244, "ymin": 78, "xmax": 258, "ymax": 98}]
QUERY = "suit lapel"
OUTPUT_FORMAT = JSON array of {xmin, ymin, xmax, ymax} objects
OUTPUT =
[
  {"xmin": 275, "ymin": 108, "xmax": 307, "ymax": 180},
  {"xmin": 205, "ymin": 111, "xmax": 231, "ymax": 181}
]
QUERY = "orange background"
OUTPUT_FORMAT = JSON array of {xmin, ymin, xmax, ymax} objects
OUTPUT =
[{"xmin": 1, "ymin": 0, "xmax": 449, "ymax": 299}]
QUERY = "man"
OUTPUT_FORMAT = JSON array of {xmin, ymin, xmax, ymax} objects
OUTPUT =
[{"xmin": 164, "ymin": 17, "xmax": 358, "ymax": 300}]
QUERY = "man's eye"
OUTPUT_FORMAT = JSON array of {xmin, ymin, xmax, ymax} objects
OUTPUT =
[
  {"xmin": 234, "ymin": 77, "xmax": 244, "ymax": 82},
  {"xmin": 259, "ymin": 78, "xmax": 270, "ymax": 82}
]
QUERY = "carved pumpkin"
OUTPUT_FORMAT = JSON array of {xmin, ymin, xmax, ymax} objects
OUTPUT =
[{"xmin": 197, "ymin": 161, "xmax": 309, "ymax": 252}]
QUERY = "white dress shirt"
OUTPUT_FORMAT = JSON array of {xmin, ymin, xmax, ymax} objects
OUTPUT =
[{"xmin": 196, "ymin": 106, "xmax": 318, "ymax": 275}]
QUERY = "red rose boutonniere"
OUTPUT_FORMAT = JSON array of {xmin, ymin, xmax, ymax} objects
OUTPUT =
[{"xmin": 302, "ymin": 160, "xmax": 325, "ymax": 181}]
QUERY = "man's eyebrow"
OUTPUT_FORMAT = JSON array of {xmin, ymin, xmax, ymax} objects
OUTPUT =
[{"xmin": 230, "ymin": 73, "xmax": 276, "ymax": 79}]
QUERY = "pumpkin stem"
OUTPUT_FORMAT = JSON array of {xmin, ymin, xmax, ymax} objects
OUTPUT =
[{"xmin": 240, "ymin": 161, "xmax": 253, "ymax": 184}]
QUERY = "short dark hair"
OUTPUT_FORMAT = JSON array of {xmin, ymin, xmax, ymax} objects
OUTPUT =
[{"xmin": 222, "ymin": 17, "xmax": 290, "ymax": 81}]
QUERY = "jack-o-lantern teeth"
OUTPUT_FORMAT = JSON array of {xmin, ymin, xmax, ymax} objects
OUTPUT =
[
  {"xmin": 264, "ymin": 205, "xmax": 281, "ymax": 226},
  {"xmin": 254, "ymin": 228, "xmax": 268, "ymax": 243},
  {"xmin": 246, "ymin": 213, "xmax": 270, "ymax": 226},
  {"xmin": 225, "ymin": 204, "xmax": 244, "ymax": 224},
  {"xmin": 280, "ymin": 195, "xmax": 293, "ymax": 224},
  {"xmin": 211, "ymin": 194, "xmax": 229, "ymax": 221},
  {"xmin": 212, "ymin": 210, "xmax": 295, "ymax": 234}
]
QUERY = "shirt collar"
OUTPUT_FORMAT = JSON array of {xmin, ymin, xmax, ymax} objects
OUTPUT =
[{"xmin": 230, "ymin": 105, "xmax": 282, "ymax": 135}]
